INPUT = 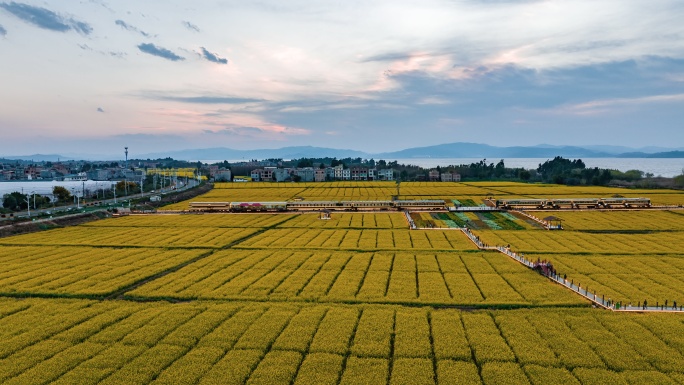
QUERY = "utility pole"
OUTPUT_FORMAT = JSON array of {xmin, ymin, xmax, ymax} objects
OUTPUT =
[{"xmin": 124, "ymin": 147, "xmax": 129, "ymax": 197}]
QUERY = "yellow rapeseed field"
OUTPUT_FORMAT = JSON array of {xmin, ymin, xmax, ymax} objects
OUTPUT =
[{"xmin": 0, "ymin": 180, "xmax": 682, "ymax": 383}]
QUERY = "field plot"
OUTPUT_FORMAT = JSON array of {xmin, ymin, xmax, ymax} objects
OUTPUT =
[
  {"xmin": 472, "ymin": 230, "xmax": 684, "ymax": 254},
  {"xmin": 162, "ymin": 180, "xmax": 683, "ymax": 210},
  {"xmin": 412, "ymin": 212, "xmax": 537, "ymax": 230},
  {"xmin": 235, "ymin": 228, "xmax": 478, "ymax": 251},
  {"xmin": 477, "ymin": 183, "xmax": 675, "ymax": 197},
  {"xmin": 548, "ymin": 210, "xmax": 684, "ymax": 231},
  {"xmin": 626, "ymin": 193, "xmax": 684, "ymax": 206},
  {"xmin": 2, "ymin": 299, "xmax": 684, "ymax": 384},
  {"xmin": 278, "ymin": 213, "xmax": 407, "ymax": 229},
  {"xmin": 294, "ymin": 186, "xmax": 396, "ymax": 200},
  {"xmin": 129, "ymin": 249, "xmax": 584, "ymax": 305},
  {"xmin": 83, "ymin": 213, "xmax": 295, "ymax": 228},
  {"xmin": 0, "ymin": 246, "xmax": 207, "ymax": 296},
  {"xmin": 0, "ymin": 226, "xmax": 263, "ymax": 249}
]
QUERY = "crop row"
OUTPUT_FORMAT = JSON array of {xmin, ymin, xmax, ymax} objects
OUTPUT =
[
  {"xmin": 2, "ymin": 299, "xmax": 684, "ymax": 384},
  {"xmin": 234, "ymin": 229, "xmax": 477, "ymax": 251},
  {"xmin": 163, "ymin": 180, "xmax": 683, "ymax": 211},
  {"xmin": 129, "ymin": 249, "xmax": 583, "ymax": 305},
  {"xmin": 0, "ymin": 226, "xmax": 262, "ymax": 249},
  {"xmin": 278, "ymin": 213, "xmax": 408, "ymax": 229},
  {"xmin": 542, "ymin": 210, "xmax": 684, "ymax": 231},
  {"xmin": 0, "ymin": 246, "xmax": 207, "ymax": 296},
  {"xmin": 473, "ymin": 230, "xmax": 684, "ymax": 254},
  {"xmin": 83, "ymin": 213, "xmax": 295, "ymax": 229}
]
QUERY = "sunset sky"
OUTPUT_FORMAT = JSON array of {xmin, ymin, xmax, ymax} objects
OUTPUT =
[{"xmin": 1, "ymin": 0, "xmax": 683, "ymax": 157}]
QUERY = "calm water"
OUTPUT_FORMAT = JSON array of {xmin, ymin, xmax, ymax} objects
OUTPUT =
[
  {"xmin": 201, "ymin": 158, "xmax": 684, "ymax": 178},
  {"xmin": 0, "ymin": 180, "xmax": 115, "ymax": 197}
]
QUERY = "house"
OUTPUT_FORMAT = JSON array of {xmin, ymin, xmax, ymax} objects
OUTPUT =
[
  {"xmin": 325, "ymin": 167, "xmax": 335, "ymax": 181},
  {"xmin": 342, "ymin": 168, "xmax": 351, "ymax": 180},
  {"xmin": 64, "ymin": 172, "xmax": 88, "ymax": 181},
  {"xmin": 250, "ymin": 167, "xmax": 276, "ymax": 182},
  {"xmin": 315, "ymin": 168, "xmax": 326, "ymax": 182},
  {"xmin": 296, "ymin": 167, "xmax": 315, "ymax": 182},
  {"xmin": 429, "ymin": 169, "xmax": 440, "ymax": 181},
  {"xmin": 350, "ymin": 167, "xmax": 368, "ymax": 180},
  {"xmin": 333, "ymin": 165, "xmax": 344, "ymax": 180},
  {"xmin": 215, "ymin": 169, "xmax": 232, "ymax": 182},
  {"xmin": 250, "ymin": 169, "xmax": 262, "ymax": 181},
  {"xmin": 377, "ymin": 169, "xmax": 394, "ymax": 181},
  {"xmin": 440, "ymin": 172, "xmax": 461, "ymax": 182},
  {"xmin": 273, "ymin": 168, "xmax": 290, "ymax": 182}
]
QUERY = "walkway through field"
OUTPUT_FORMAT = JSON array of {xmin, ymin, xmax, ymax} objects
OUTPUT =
[{"xmin": 458, "ymin": 227, "xmax": 684, "ymax": 313}]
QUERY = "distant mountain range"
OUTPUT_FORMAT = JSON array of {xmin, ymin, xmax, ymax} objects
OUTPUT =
[{"xmin": 3, "ymin": 143, "xmax": 684, "ymax": 161}]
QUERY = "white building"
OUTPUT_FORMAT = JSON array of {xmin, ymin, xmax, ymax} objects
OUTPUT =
[{"xmin": 377, "ymin": 169, "xmax": 394, "ymax": 181}]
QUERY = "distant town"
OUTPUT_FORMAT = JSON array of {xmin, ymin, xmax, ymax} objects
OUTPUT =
[{"xmin": 2, "ymin": 155, "xmax": 683, "ymax": 189}]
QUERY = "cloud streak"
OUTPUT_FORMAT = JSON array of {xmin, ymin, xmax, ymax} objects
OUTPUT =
[
  {"xmin": 554, "ymin": 93, "xmax": 684, "ymax": 115},
  {"xmin": 0, "ymin": 24, "xmax": 6, "ymax": 36},
  {"xmin": 137, "ymin": 43, "xmax": 184, "ymax": 61},
  {"xmin": 145, "ymin": 93, "xmax": 264, "ymax": 104},
  {"xmin": 182, "ymin": 21, "xmax": 199, "ymax": 32},
  {"xmin": 0, "ymin": 2, "xmax": 92, "ymax": 34},
  {"xmin": 200, "ymin": 47, "xmax": 227, "ymax": 64},
  {"xmin": 115, "ymin": 19, "xmax": 149, "ymax": 37}
]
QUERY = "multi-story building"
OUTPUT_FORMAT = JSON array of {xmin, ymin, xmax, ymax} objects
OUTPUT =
[
  {"xmin": 296, "ymin": 167, "xmax": 315, "ymax": 182},
  {"xmin": 215, "ymin": 169, "xmax": 232, "ymax": 182},
  {"xmin": 250, "ymin": 169, "xmax": 262, "ymax": 181},
  {"xmin": 350, "ymin": 167, "xmax": 368, "ymax": 180},
  {"xmin": 333, "ymin": 165, "xmax": 344, "ymax": 180},
  {"xmin": 440, "ymin": 172, "xmax": 461, "ymax": 182},
  {"xmin": 429, "ymin": 169, "xmax": 440, "ymax": 181},
  {"xmin": 314, "ymin": 168, "xmax": 326, "ymax": 182},
  {"xmin": 325, "ymin": 167, "xmax": 335, "ymax": 181},
  {"xmin": 377, "ymin": 169, "xmax": 394, "ymax": 181},
  {"xmin": 250, "ymin": 167, "xmax": 276, "ymax": 182},
  {"xmin": 273, "ymin": 168, "xmax": 290, "ymax": 182}
]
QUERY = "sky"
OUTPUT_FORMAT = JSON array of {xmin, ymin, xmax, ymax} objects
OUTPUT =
[{"xmin": 1, "ymin": 0, "xmax": 683, "ymax": 157}]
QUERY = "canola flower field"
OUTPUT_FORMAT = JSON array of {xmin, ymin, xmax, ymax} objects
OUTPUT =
[
  {"xmin": 469, "ymin": 207, "xmax": 684, "ymax": 306},
  {"xmin": 0, "ymin": 181, "xmax": 683, "ymax": 384},
  {"xmin": 162, "ymin": 181, "xmax": 684, "ymax": 210},
  {"xmin": 1, "ymin": 299, "xmax": 684, "ymax": 384},
  {"xmin": 128, "ymin": 250, "xmax": 583, "ymax": 306}
]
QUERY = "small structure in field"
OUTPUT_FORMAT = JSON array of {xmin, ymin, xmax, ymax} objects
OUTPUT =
[
  {"xmin": 319, "ymin": 209, "xmax": 331, "ymax": 220},
  {"xmin": 543, "ymin": 216, "xmax": 563, "ymax": 230}
]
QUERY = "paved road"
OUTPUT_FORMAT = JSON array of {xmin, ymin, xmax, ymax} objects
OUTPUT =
[{"xmin": 2, "ymin": 179, "xmax": 198, "ymax": 221}]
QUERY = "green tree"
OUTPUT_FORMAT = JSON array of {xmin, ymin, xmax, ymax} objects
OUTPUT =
[
  {"xmin": 2, "ymin": 192, "xmax": 27, "ymax": 211},
  {"xmin": 2, "ymin": 194, "xmax": 18, "ymax": 210},
  {"xmin": 53, "ymin": 186, "xmax": 72, "ymax": 203}
]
